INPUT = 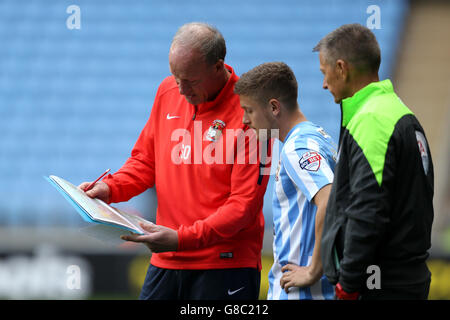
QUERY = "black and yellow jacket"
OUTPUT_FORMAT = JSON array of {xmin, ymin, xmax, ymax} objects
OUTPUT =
[{"xmin": 321, "ymin": 79, "xmax": 434, "ymax": 293}]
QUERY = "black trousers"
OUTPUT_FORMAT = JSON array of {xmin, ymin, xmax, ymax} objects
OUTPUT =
[
  {"xmin": 360, "ymin": 280, "xmax": 431, "ymax": 300},
  {"xmin": 139, "ymin": 264, "xmax": 261, "ymax": 300}
]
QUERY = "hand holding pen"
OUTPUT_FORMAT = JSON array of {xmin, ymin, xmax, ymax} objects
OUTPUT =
[{"xmin": 78, "ymin": 169, "xmax": 112, "ymax": 203}]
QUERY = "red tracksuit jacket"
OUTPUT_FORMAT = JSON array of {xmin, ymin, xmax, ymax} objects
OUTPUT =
[{"xmin": 103, "ymin": 65, "xmax": 270, "ymax": 270}]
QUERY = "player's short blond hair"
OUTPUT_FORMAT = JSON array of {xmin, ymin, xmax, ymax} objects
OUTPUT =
[{"xmin": 234, "ymin": 62, "xmax": 298, "ymax": 110}]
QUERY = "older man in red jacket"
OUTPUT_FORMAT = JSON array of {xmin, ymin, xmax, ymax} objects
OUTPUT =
[{"xmin": 79, "ymin": 22, "xmax": 270, "ymax": 300}]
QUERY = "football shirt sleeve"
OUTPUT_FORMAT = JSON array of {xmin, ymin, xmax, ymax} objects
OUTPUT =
[{"xmin": 281, "ymin": 138, "xmax": 334, "ymax": 202}]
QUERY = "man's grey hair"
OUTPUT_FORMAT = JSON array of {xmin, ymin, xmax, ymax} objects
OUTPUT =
[
  {"xmin": 172, "ymin": 22, "xmax": 226, "ymax": 66},
  {"xmin": 313, "ymin": 23, "xmax": 381, "ymax": 74}
]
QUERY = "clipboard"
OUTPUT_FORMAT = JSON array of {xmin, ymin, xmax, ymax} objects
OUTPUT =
[{"xmin": 46, "ymin": 175, "xmax": 151, "ymax": 237}]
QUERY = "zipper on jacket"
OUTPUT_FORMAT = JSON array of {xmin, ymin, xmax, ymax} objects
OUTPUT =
[{"xmin": 192, "ymin": 105, "xmax": 197, "ymax": 121}]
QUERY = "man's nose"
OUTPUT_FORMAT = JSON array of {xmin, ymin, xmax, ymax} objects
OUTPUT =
[
  {"xmin": 242, "ymin": 114, "xmax": 251, "ymax": 125},
  {"xmin": 322, "ymin": 78, "xmax": 328, "ymax": 90},
  {"xmin": 178, "ymin": 81, "xmax": 192, "ymax": 96}
]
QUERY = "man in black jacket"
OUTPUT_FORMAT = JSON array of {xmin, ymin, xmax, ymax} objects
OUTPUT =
[{"xmin": 313, "ymin": 23, "xmax": 434, "ymax": 300}]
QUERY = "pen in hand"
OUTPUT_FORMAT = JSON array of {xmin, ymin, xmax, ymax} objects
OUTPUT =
[{"xmin": 83, "ymin": 169, "xmax": 111, "ymax": 192}]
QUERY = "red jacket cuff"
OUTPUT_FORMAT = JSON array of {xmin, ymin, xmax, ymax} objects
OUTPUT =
[
  {"xmin": 102, "ymin": 174, "xmax": 117, "ymax": 204},
  {"xmin": 177, "ymin": 226, "xmax": 192, "ymax": 251},
  {"xmin": 177, "ymin": 223, "xmax": 207, "ymax": 251}
]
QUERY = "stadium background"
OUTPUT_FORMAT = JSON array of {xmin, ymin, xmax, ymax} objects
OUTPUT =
[{"xmin": 0, "ymin": 0, "xmax": 449, "ymax": 299}]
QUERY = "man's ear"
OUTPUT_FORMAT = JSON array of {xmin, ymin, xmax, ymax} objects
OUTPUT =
[
  {"xmin": 336, "ymin": 59, "xmax": 349, "ymax": 81},
  {"xmin": 269, "ymin": 98, "xmax": 281, "ymax": 117},
  {"xmin": 214, "ymin": 59, "xmax": 225, "ymax": 73}
]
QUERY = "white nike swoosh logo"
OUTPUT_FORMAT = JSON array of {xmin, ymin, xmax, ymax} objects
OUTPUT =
[
  {"xmin": 227, "ymin": 287, "xmax": 245, "ymax": 296},
  {"xmin": 166, "ymin": 114, "xmax": 180, "ymax": 119}
]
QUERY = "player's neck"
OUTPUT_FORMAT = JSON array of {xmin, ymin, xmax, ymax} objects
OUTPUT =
[{"xmin": 278, "ymin": 109, "xmax": 307, "ymax": 142}]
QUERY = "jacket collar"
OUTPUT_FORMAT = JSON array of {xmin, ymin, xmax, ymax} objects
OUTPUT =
[{"xmin": 341, "ymin": 79, "xmax": 394, "ymax": 127}]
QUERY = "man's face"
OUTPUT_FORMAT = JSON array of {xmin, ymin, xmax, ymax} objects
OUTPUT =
[
  {"xmin": 169, "ymin": 45, "xmax": 219, "ymax": 105},
  {"xmin": 240, "ymin": 95, "xmax": 274, "ymax": 139},
  {"xmin": 319, "ymin": 51, "xmax": 348, "ymax": 104}
]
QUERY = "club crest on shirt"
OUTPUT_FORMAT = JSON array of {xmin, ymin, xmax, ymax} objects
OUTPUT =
[
  {"xmin": 299, "ymin": 151, "xmax": 322, "ymax": 172},
  {"xmin": 415, "ymin": 131, "xmax": 429, "ymax": 175},
  {"xmin": 206, "ymin": 119, "xmax": 226, "ymax": 142}
]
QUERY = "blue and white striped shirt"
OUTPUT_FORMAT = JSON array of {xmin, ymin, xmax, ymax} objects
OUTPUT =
[{"xmin": 267, "ymin": 121, "xmax": 337, "ymax": 300}]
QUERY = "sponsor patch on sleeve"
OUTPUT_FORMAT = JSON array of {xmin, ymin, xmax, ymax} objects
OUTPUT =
[{"xmin": 299, "ymin": 151, "xmax": 322, "ymax": 172}]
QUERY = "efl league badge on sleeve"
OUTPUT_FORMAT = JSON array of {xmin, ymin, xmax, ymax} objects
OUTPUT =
[
  {"xmin": 206, "ymin": 120, "xmax": 226, "ymax": 142},
  {"xmin": 299, "ymin": 151, "xmax": 322, "ymax": 172}
]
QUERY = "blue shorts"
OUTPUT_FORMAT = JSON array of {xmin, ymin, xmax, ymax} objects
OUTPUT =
[{"xmin": 139, "ymin": 264, "xmax": 260, "ymax": 300}]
